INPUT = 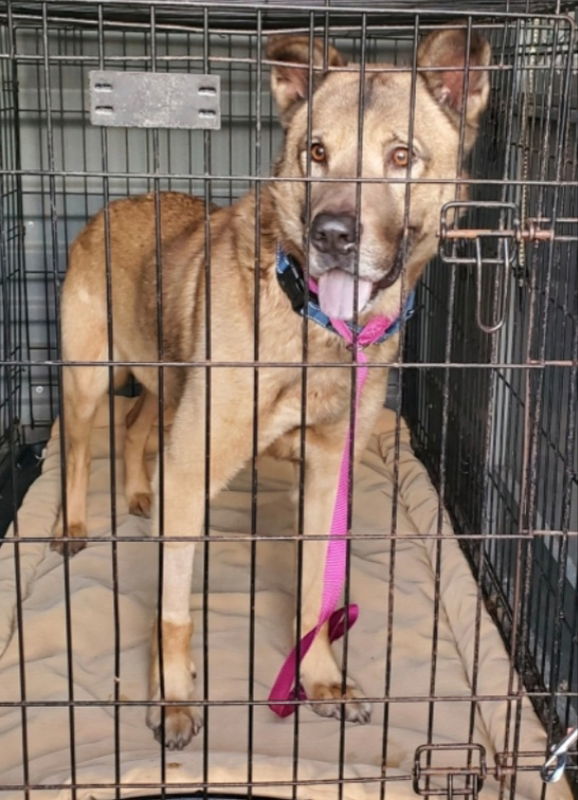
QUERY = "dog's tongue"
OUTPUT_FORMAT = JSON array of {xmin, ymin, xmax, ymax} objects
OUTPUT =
[{"xmin": 317, "ymin": 270, "xmax": 373, "ymax": 320}]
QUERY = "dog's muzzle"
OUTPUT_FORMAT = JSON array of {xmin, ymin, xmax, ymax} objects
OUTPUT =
[{"xmin": 308, "ymin": 216, "xmax": 413, "ymax": 318}]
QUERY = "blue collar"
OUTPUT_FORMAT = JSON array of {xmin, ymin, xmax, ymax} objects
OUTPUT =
[{"xmin": 275, "ymin": 247, "xmax": 415, "ymax": 345}]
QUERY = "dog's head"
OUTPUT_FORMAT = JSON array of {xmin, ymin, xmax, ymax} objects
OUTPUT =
[{"xmin": 267, "ymin": 28, "xmax": 491, "ymax": 321}]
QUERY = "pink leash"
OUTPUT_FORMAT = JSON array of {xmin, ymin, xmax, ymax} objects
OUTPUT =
[{"xmin": 268, "ymin": 283, "xmax": 398, "ymax": 717}]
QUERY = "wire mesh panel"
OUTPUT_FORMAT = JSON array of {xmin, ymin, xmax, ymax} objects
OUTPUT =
[
  {"xmin": 0, "ymin": 2, "xmax": 576, "ymax": 800},
  {"xmin": 0, "ymin": 16, "xmax": 27, "ymax": 476},
  {"xmin": 404, "ymin": 5, "xmax": 578, "ymax": 787}
]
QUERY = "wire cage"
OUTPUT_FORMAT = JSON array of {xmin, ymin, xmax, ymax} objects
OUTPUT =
[{"xmin": 0, "ymin": 1, "xmax": 577, "ymax": 799}]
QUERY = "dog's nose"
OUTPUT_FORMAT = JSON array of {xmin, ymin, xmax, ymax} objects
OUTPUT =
[{"xmin": 311, "ymin": 213, "xmax": 357, "ymax": 256}]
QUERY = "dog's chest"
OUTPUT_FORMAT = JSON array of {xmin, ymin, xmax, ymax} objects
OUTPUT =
[
  {"xmin": 284, "ymin": 365, "xmax": 353, "ymax": 425},
  {"xmin": 255, "ymin": 291, "xmax": 397, "ymax": 447}
]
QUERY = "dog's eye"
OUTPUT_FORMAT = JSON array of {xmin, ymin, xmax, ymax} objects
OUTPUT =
[
  {"xmin": 390, "ymin": 147, "xmax": 411, "ymax": 168},
  {"xmin": 310, "ymin": 142, "xmax": 327, "ymax": 164}
]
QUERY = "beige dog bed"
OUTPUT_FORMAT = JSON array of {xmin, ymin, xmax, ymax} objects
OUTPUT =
[{"xmin": 0, "ymin": 399, "xmax": 570, "ymax": 800}]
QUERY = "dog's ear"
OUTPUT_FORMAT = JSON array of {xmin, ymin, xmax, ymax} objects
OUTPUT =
[
  {"xmin": 266, "ymin": 35, "xmax": 345, "ymax": 125},
  {"xmin": 418, "ymin": 27, "xmax": 491, "ymax": 133}
]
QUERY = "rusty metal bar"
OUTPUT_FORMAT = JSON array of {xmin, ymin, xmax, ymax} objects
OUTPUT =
[{"xmin": 439, "ymin": 227, "xmax": 555, "ymax": 242}]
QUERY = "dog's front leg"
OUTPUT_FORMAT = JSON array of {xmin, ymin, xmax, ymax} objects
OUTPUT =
[
  {"xmin": 146, "ymin": 455, "xmax": 203, "ymax": 750},
  {"xmin": 298, "ymin": 424, "xmax": 371, "ymax": 724},
  {"xmin": 146, "ymin": 373, "xmax": 254, "ymax": 749}
]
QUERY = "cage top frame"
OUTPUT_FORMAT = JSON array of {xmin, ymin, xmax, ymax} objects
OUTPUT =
[{"xmin": 3, "ymin": 0, "xmax": 578, "ymax": 26}]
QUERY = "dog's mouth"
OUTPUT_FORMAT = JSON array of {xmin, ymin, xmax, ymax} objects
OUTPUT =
[
  {"xmin": 316, "ymin": 270, "xmax": 373, "ymax": 320},
  {"xmin": 315, "ymin": 250, "xmax": 405, "ymax": 321}
]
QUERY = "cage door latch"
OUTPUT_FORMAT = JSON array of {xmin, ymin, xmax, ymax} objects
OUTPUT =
[
  {"xmin": 438, "ymin": 201, "xmax": 522, "ymax": 335},
  {"xmin": 413, "ymin": 743, "xmax": 487, "ymax": 799}
]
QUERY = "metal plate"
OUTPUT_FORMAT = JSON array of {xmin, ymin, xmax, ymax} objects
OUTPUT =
[{"xmin": 89, "ymin": 71, "xmax": 221, "ymax": 129}]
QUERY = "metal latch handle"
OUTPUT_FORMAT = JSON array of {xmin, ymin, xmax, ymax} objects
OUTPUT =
[
  {"xmin": 474, "ymin": 236, "xmax": 510, "ymax": 334},
  {"xmin": 541, "ymin": 728, "xmax": 578, "ymax": 784},
  {"xmin": 439, "ymin": 200, "xmax": 519, "ymax": 335}
]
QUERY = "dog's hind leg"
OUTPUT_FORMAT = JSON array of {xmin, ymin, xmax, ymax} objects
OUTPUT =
[
  {"xmin": 124, "ymin": 389, "xmax": 158, "ymax": 518},
  {"xmin": 51, "ymin": 362, "xmax": 109, "ymax": 555}
]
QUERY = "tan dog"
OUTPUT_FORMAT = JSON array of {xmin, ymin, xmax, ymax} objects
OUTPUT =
[{"xmin": 54, "ymin": 28, "xmax": 490, "ymax": 749}]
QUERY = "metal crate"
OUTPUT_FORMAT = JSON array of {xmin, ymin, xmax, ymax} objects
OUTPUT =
[{"xmin": 0, "ymin": 2, "xmax": 576, "ymax": 798}]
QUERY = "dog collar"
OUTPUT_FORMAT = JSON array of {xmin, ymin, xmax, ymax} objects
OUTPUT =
[{"xmin": 275, "ymin": 247, "xmax": 415, "ymax": 344}]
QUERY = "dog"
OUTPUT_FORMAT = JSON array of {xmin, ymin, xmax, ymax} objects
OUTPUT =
[{"xmin": 53, "ymin": 27, "xmax": 490, "ymax": 749}]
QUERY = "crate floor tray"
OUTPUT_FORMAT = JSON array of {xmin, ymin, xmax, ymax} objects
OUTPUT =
[{"xmin": 0, "ymin": 399, "xmax": 569, "ymax": 800}]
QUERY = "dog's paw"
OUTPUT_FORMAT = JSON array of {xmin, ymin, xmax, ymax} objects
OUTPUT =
[
  {"xmin": 147, "ymin": 705, "xmax": 203, "ymax": 749},
  {"xmin": 50, "ymin": 521, "xmax": 87, "ymax": 556},
  {"xmin": 128, "ymin": 491, "xmax": 152, "ymax": 518},
  {"xmin": 307, "ymin": 680, "xmax": 371, "ymax": 724}
]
